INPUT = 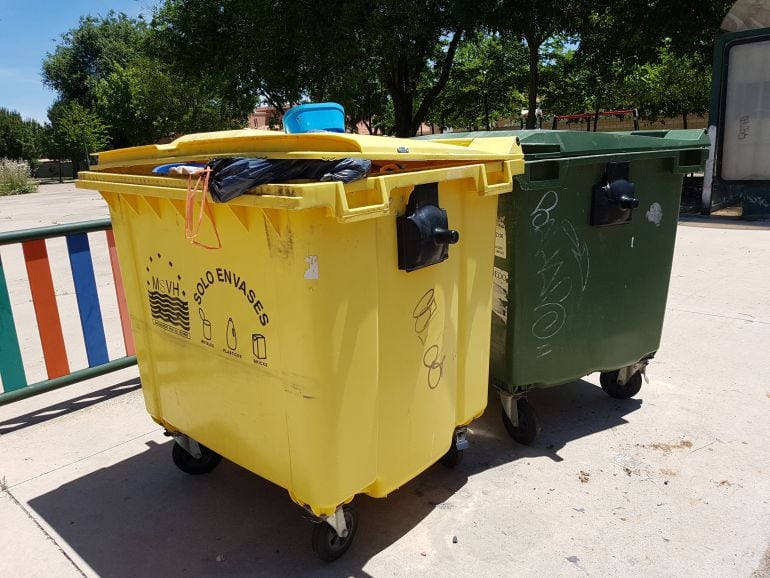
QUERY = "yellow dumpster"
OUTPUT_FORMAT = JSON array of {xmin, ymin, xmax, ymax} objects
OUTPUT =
[{"xmin": 77, "ymin": 129, "xmax": 524, "ymax": 560}]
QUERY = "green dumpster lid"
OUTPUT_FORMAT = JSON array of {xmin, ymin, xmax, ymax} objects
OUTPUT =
[{"xmin": 416, "ymin": 129, "xmax": 710, "ymax": 159}]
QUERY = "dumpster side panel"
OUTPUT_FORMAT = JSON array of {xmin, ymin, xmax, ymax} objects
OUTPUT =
[
  {"xmin": 370, "ymin": 184, "xmax": 496, "ymax": 497},
  {"xmin": 492, "ymin": 156, "xmax": 682, "ymax": 389}
]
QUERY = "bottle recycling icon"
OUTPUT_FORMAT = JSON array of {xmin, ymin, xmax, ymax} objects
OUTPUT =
[{"xmin": 226, "ymin": 317, "xmax": 238, "ymax": 350}]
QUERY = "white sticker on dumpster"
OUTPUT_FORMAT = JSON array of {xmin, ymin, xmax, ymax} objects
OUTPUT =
[
  {"xmin": 646, "ymin": 202, "xmax": 662, "ymax": 227},
  {"xmin": 492, "ymin": 267, "xmax": 508, "ymax": 323},
  {"xmin": 304, "ymin": 255, "xmax": 319, "ymax": 280},
  {"xmin": 495, "ymin": 216, "xmax": 507, "ymax": 259}
]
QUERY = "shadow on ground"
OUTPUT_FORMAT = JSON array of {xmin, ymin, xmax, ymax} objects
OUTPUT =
[
  {"xmin": 0, "ymin": 378, "xmax": 141, "ymax": 435},
  {"xmin": 25, "ymin": 378, "xmax": 640, "ymax": 576},
  {"xmin": 35, "ymin": 178, "xmax": 76, "ymax": 185}
]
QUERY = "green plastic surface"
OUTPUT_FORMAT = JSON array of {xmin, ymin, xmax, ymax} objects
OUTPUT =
[{"xmin": 421, "ymin": 130, "xmax": 710, "ymax": 391}]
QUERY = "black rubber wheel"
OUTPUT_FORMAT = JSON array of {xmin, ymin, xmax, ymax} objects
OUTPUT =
[
  {"xmin": 171, "ymin": 441, "xmax": 223, "ymax": 475},
  {"xmin": 600, "ymin": 370, "xmax": 643, "ymax": 399},
  {"xmin": 439, "ymin": 442, "xmax": 464, "ymax": 468},
  {"xmin": 501, "ymin": 398, "xmax": 539, "ymax": 445},
  {"xmin": 312, "ymin": 506, "xmax": 358, "ymax": 562}
]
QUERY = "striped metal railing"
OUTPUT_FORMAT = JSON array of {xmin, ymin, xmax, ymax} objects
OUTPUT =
[{"xmin": 0, "ymin": 219, "xmax": 137, "ymax": 405}]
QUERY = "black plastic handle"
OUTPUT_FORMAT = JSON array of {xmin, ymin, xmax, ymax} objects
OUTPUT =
[
  {"xmin": 433, "ymin": 228, "xmax": 459, "ymax": 245},
  {"xmin": 604, "ymin": 179, "xmax": 639, "ymax": 209}
]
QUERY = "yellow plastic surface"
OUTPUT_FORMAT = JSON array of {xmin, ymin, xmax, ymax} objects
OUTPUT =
[
  {"xmin": 90, "ymin": 129, "xmax": 523, "ymax": 171},
  {"xmin": 77, "ymin": 139, "xmax": 524, "ymax": 516}
]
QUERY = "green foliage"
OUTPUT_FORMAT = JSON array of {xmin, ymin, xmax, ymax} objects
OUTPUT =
[
  {"xmin": 44, "ymin": 102, "xmax": 110, "ymax": 165},
  {"xmin": 491, "ymin": 0, "xmax": 732, "ymax": 128},
  {"xmin": 577, "ymin": 0, "xmax": 735, "ymax": 71},
  {"xmin": 0, "ymin": 159, "xmax": 38, "ymax": 195},
  {"xmin": 153, "ymin": 0, "xmax": 492, "ymax": 136},
  {"xmin": 38, "ymin": 0, "xmax": 732, "ymax": 143},
  {"xmin": 540, "ymin": 41, "xmax": 634, "ymax": 116},
  {"xmin": 42, "ymin": 11, "xmax": 247, "ymax": 148},
  {"xmin": 540, "ymin": 38, "xmax": 711, "ymax": 126},
  {"xmin": 427, "ymin": 34, "xmax": 527, "ymax": 130},
  {"xmin": 93, "ymin": 57, "xmax": 246, "ymax": 145},
  {"xmin": 491, "ymin": 1, "xmax": 594, "ymax": 128},
  {"xmin": 0, "ymin": 109, "xmax": 44, "ymax": 163},
  {"xmin": 624, "ymin": 44, "xmax": 711, "ymax": 122},
  {"xmin": 42, "ymin": 12, "xmax": 147, "ymax": 106}
]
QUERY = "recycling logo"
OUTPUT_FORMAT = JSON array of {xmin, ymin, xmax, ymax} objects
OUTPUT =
[{"xmin": 146, "ymin": 252, "xmax": 190, "ymax": 338}]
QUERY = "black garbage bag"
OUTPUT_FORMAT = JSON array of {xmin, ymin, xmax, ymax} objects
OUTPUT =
[{"xmin": 207, "ymin": 157, "xmax": 371, "ymax": 202}]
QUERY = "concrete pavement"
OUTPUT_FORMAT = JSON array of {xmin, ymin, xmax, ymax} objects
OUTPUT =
[{"xmin": 1, "ymin": 183, "xmax": 769, "ymax": 576}]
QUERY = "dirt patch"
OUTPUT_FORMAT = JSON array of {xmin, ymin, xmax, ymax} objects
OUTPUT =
[
  {"xmin": 579, "ymin": 471, "xmax": 590, "ymax": 484},
  {"xmin": 640, "ymin": 440, "xmax": 693, "ymax": 454},
  {"xmin": 718, "ymin": 480, "xmax": 734, "ymax": 487},
  {"xmin": 659, "ymin": 468, "xmax": 678, "ymax": 477},
  {"xmin": 751, "ymin": 544, "xmax": 770, "ymax": 578}
]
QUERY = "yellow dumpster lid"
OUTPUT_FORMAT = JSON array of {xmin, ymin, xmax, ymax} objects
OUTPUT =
[{"xmin": 90, "ymin": 129, "xmax": 523, "ymax": 171}]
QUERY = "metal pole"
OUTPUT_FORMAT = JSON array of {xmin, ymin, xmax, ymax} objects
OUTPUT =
[
  {"xmin": 0, "ymin": 357, "xmax": 138, "ymax": 406},
  {"xmin": 0, "ymin": 219, "xmax": 112, "ymax": 246}
]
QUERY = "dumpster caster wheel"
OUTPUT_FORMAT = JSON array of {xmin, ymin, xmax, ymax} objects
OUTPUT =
[
  {"xmin": 600, "ymin": 370, "xmax": 643, "ymax": 399},
  {"xmin": 502, "ymin": 399, "xmax": 539, "ymax": 445},
  {"xmin": 171, "ymin": 442, "xmax": 222, "ymax": 475},
  {"xmin": 312, "ymin": 506, "xmax": 358, "ymax": 562},
  {"xmin": 439, "ymin": 444, "xmax": 464, "ymax": 468}
]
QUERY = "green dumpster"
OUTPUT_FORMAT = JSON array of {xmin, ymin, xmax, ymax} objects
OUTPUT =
[{"xmin": 418, "ymin": 129, "xmax": 709, "ymax": 443}]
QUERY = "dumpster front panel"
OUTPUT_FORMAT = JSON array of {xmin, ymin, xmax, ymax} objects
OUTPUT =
[
  {"xmin": 85, "ymin": 153, "xmax": 518, "ymax": 516},
  {"xmin": 491, "ymin": 155, "xmax": 683, "ymax": 389}
]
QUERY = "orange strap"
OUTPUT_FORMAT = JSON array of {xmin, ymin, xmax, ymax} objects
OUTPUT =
[
  {"xmin": 185, "ymin": 168, "xmax": 222, "ymax": 250},
  {"xmin": 378, "ymin": 163, "xmax": 401, "ymax": 173}
]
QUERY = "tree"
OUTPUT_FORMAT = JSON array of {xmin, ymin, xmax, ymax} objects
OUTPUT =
[
  {"xmin": 42, "ymin": 12, "xmax": 146, "ymax": 107},
  {"xmin": 540, "ymin": 39, "xmax": 636, "ymax": 119},
  {"xmin": 570, "ymin": 0, "xmax": 733, "ymax": 121},
  {"xmin": 427, "ymin": 33, "xmax": 528, "ymax": 131},
  {"xmin": 492, "ymin": 1, "xmax": 592, "ymax": 128},
  {"xmin": 45, "ymin": 102, "xmax": 110, "ymax": 174},
  {"xmin": 42, "ymin": 12, "xmax": 247, "ymax": 148},
  {"xmin": 93, "ymin": 57, "xmax": 246, "ymax": 145},
  {"xmin": 624, "ymin": 44, "xmax": 711, "ymax": 128},
  {"xmin": 577, "ymin": 0, "xmax": 735, "ymax": 69},
  {"xmin": 491, "ymin": 0, "xmax": 733, "ymax": 129},
  {"xmin": 153, "ymin": 0, "xmax": 493, "ymax": 136},
  {"xmin": 0, "ymin": 108, "xmax": 44, "ymax": 162}
]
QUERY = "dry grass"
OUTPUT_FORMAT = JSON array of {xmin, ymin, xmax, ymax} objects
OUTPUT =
[{"xmin": 0, "ymin": 159, "xmax": 38, "ymax": 195}]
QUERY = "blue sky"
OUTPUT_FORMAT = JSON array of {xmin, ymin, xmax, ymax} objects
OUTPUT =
[{"xmin": 0, "ymin": 0, "xmax": 155, "ymax": 123}]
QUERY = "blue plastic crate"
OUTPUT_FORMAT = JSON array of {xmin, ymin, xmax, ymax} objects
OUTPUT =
[{"xmin": 283, "ymin": 102, "xmax": 345, "ymax": 134}]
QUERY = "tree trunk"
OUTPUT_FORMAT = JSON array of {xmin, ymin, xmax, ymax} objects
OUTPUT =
[
  {"xmin": 384, "ymin": 56, "xmax": 414, "ymax": 138},
  {"xmin": 384, "ymin": 32, "xmax": 462, "ymax": 137},
  {"xmin": 392, "ymin": 91, "xmax": 414, "ymax": 138},
  {"xmin": 526, "ymin": 40, "xmax": 540, "ymax": 130},
  {"xmin": 682, "ymin": 113, "xmax": 688, "ymax": 129},
  {"xmin": 410, "ymin": 30, "xmax": 463, "ymax": 136},
  {"xmin": 591, "ymin": 95, "xmax": 602, "ymax": 133}
]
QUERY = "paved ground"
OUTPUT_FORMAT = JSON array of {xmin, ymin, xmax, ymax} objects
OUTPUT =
[{"xmin": 1, "ymin": 183, "xmax": 769, "ymax": 577}]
